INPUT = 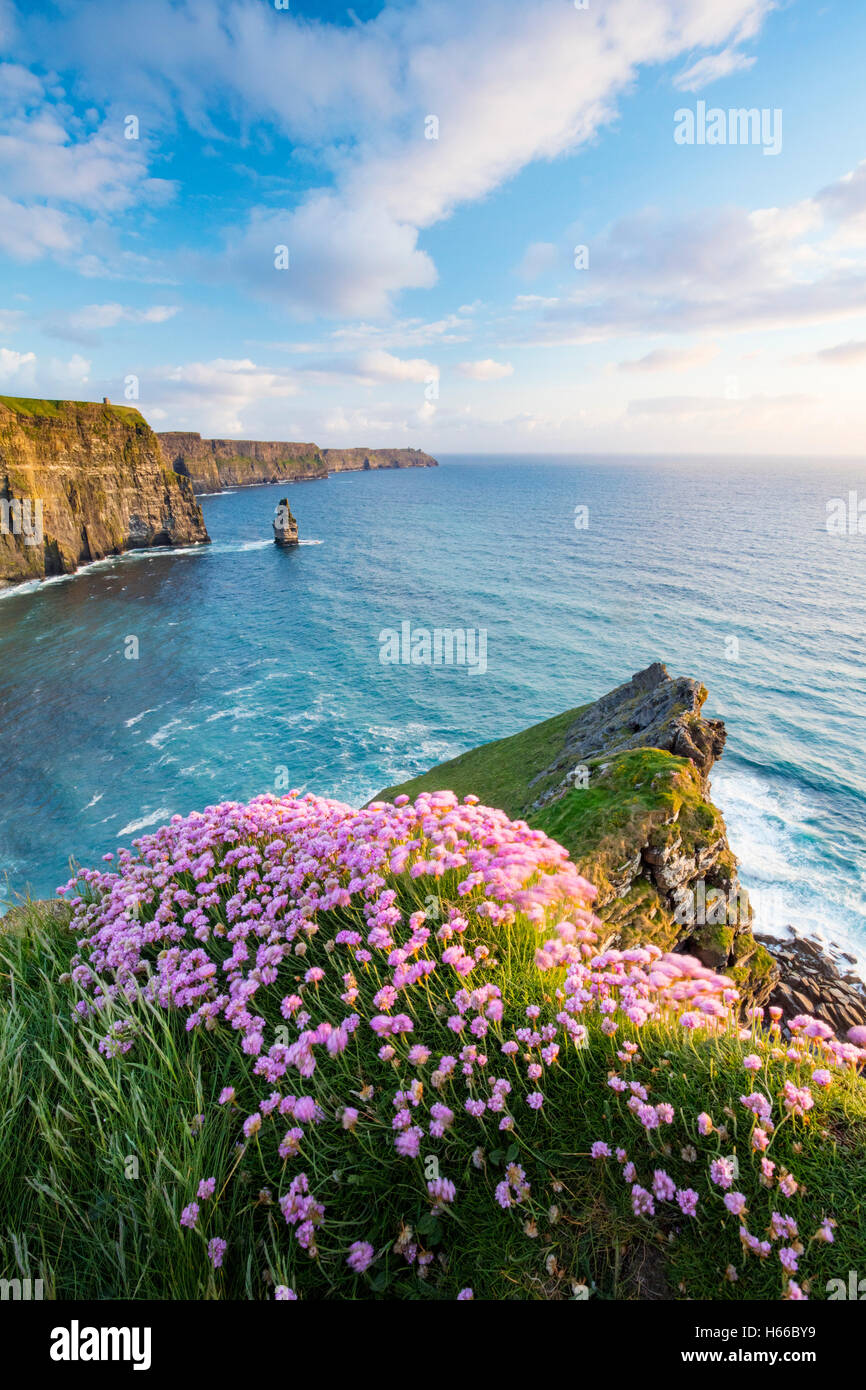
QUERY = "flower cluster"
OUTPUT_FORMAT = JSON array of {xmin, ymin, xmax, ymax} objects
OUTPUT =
[{"xmin": 57, "ymin": 789, "xmax": 866, "ymax": 1300}]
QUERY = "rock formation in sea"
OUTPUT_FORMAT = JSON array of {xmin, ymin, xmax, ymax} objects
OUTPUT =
[
  {"xmin": 0, "ymin": 397, "xmax": 210, "ymax": 588},
  {"xmin": 158, "ymin": 432, "xmax": 437, "ymax": 493},
  {"xmin": 273, "ymin": 497, "xmax": 299, "ymax": 546}
]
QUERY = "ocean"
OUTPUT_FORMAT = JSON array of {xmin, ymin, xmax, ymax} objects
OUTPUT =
[{"xmin": 2, "ymin": 456, "xmax": 865, "ymax": 969}]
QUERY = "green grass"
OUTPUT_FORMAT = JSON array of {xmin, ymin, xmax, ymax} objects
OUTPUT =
[
  {"xmin": 0, "ymin": 396, "xmax": 144, "ymax": 424},
  {"xmin": 377, "ymin": 704, "xmax": 588, "ymax": 817},
  {"xmin": 2, "ymin": 883, "xmax": 865, "ymax": 1301}
]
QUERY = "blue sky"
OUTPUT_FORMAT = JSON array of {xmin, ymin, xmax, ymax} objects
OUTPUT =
[{"xmin": 1, "ymin": 0, "xmax": 865, "ymax": 453}]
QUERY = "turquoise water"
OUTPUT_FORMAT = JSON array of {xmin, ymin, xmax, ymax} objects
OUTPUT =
[{"xmin": 2, "ymin": 457, "xmax": 865, "ymax": 965}]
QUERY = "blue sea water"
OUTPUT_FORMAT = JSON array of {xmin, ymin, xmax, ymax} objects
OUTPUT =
[{"xmin": 2, "ymin": 457, "xmax": 865, "ymax": 968}]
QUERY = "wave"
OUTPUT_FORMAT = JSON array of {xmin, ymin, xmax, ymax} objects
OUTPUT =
[
  {"xmin": 117, "ymin": 807, "xmax": 173, "ymax": 837},
  {"xmin": 713, "ymin": 764, "xmax": 866, "ymax": 980}
]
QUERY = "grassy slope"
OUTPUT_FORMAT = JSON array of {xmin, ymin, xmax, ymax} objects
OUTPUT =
[
  {"xmin": 378, "ymin": 705, "xmax": 586, "ymax": 820},
  {"xmin": 0, "ymin": 395, "xmax": 144, "ymax": 425}
]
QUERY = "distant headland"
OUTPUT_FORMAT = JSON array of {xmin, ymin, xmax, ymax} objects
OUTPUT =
[{"xmin": 158, "ymin": 431, "xmax": 437, "ymax": 494}]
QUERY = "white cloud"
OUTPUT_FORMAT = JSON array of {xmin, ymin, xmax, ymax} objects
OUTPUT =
[
  {"xmin": 0, "ymin": 347, "xmax": 89, "ymax": 391},
  {"xmin": 0, "ymin": 346, "xmax": 36, "ymax": 384},
  {"xmin": 0, "ymin": 307, "xmax": 24, "ymax": 334},
  {"xmin": 457, "ymin": 358, "xmax": 514, "ymax": 380},
  {"xmin": 45, "ymin": 302, "xmax": 180, "ymax": 344},
  {"xmin": 222, "ymin": 198, "xmax": 436, "ymax": 317},
  {"xmin": 15, "ymin": 0, "xmax": 774, "ymax": 310},
  {"xmin": 510, "ymin": 164, "xmax": 866, "ymax": 345},
  {"xmin": 673, "ymin": 45, "xmax": 756, "ymax": 91},
  {"xmin": 144, "ymin": 357, "xmax": 300, "ymax": 435},
  {"xmin": 617, "ymin": 344, "xmax": 719, "ymax": 372},
  {"xmin": 0, "ymin": 60, "xmax": 176, "ymax": 267},
  {"xmin": 796, "ymin": 339, "xmax": 866, "ymax": 367},
  {"xmin": 352, "ymin": 350, "xmax": 437, "ymax": 383}
]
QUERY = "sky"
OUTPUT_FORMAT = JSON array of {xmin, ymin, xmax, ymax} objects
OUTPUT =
[{"xmin": 1, "ymin": 0, "xmax": 865, "ymax": 455}]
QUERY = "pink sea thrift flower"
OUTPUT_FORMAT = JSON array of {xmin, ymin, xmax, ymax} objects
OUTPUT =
[
  {"xmin": 180, "ymin": 1202, "xmax": 199, "ymax": 1229},
  {"xmin": 346, "ymin": 1241, "xmax": 375, "ymax": 1274},
  {"xmin": 677, "ymin": 1188, "xmax": 699, "ymax": 1216},
  {"xmin": 207, "ymin": 1237, "xmax": 227, "ymax": 1269}
]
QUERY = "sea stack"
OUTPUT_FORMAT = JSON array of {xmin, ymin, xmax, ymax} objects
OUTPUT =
[{"xmin": 273, "ymin": 497, "xmax": 299, "ymax": 546}]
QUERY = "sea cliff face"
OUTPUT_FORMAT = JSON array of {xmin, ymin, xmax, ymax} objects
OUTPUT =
[
  {"xmin": 158, "ymin": 432, "xmax": 437, "ymax": 492},
  {"xmin": 158, "ymin": 432, "xmax": 327, "ymax": 493},
  {"xmin": 0, "ymin": 398, "xmax": 209, "ymax": 588},
  {"xmin": 321, "ymin": 447, "xmax": 438, "ymax": 473}
]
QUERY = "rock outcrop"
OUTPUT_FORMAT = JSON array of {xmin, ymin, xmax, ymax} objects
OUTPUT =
[
  {"xmin": 273, "ymin": 497, "xmax": 299, "ymax": 546},
  {"xmin": 756, "ymin": 931, "xmax": 866, "ymax": 1037},
  {"xmin": 0, "ymin": 397, "xmax": 209, "ymax": 588},
  {"xmin": 158, "ymin": 432, "xmax": 327, "ymax": 493},
  {"xmin": 377, "ymin": 662, "xmax": 777, "ymax": 1000},
  {"xmin": 158, "ymin": 434, "xmax": 438, "ymax": 493}
]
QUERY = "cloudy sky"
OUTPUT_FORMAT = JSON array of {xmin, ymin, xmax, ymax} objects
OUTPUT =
[{"xmin": 1, "ymin": 0, "xmax": 865, "ymax": 454}]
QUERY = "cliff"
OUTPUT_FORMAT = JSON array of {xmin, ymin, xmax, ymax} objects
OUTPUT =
[
  {"xmin": 377, "ymin": 662, "xmax": 777, "ymax": 1000},
  {"xmin": 321, "ymin": 447, "xmax": 438, "ymax": 473},
  {"xmin": 158, "ymin": 434, "xmax": 438, "ymax": 493},
  {"xmin": 0, "ymin": 398, "xmax": 209, "ymax": 588},
  {"xmin": 158, "ymin": 432, "xmax": 327, "ymax": 493}
]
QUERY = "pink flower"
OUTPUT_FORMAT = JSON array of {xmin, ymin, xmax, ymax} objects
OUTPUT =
[
  {"xmin": 697, "ymin": 1112, "xmax": 713, "ymax": 1136},
  {"xmin": 743, "ymin": 1054, "xmax": 761, "ymax": 1072},
  {"xmin": 180, "ymin": 1202, "xmax": 199, "ymax": 1229},
  {"xmin": 207, "ymin": 1237, "xmax": 227, "ymax": 1269},
  {"xmin": 346, "ymin": 1240, "xmax": 375, "ymax": 1274},
  {"xmin": 724, "ymin": 1192, "xmax": 747, "ymax": 1215},
  {"xmin": 526, "ymin": 1091, "xmax": 545, "ymax": 1110},
  {"xmin": 652, "ymin": 1169, "xmax": 676, "ymax": 1202},
  {"xmin": 591, "ymin": 1141, "xmax": 611, "ymax": 1159},
  {"xmin": 457, "ymin": 1288, "xmax": 474, "ymax": 1300},
  {"xmin": 631, "ymin": 1185, "xmax": 655, "ymax": 1217},
  {"xmin": 710, "ymin": 1158, "xmax": 735, "ymax": 1190},
  {"xmin": 274, "ymin": 1286, "xmax": 298, "ymax": 1300},
  {"xmin": 197, "ymin": 1176, "xmax": 216, "ymax": 1201},
  {"xmin": 677, "ymin": 1188, "xmax": 699, "ymax": 1216}
]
